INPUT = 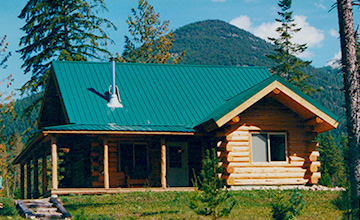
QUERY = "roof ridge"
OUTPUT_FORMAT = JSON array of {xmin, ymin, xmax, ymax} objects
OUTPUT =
[{"xmin": 52, "ymin": 60, "xmax": 269, "ymax": 69}]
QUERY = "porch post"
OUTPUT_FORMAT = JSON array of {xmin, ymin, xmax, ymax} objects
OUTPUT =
[
  {"xmin": 103, "ymin": 137, "xmax": 110, "ymax": 189},
  {"xmin": 51, "ymin": 137, "xmax": 58, "ymax": 190},
  {"xmin": 33, "ymin": 156, "xmax": 39, "ymax": 198},
  {"xmin": 42, "ymin": 152, "xmax": 48, "ymax": 194},
  {"xmin": 20, "ymin": 164, "xmax": 25, "ymax": 199},
  {"xmin": 26, "ymin": 161, "xmax": 32, "ymax": 199},
  {"xmin": 161, "ymin": 137, "xmax": 166, "ymax": 188}
]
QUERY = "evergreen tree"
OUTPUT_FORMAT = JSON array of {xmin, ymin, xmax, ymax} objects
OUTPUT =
[
  {"xmin": 318, "ymin": 132, "xmax": 346, "ymax": 187},
  {"xmin": 271, "ymin": 190, "xmax": 304, "ymax": 220},
  {"xmin": 119, "ymin": 0, "xmax": 184, "ymax": 64},
  {"xmin": 267, "ymin": 0, "xmax": 315, "ymax": 94},
  {"xmin": 18, "ymin": 0, "xmax": 116, "ymax": 95},
  {"xmin": 189, "ymin": 149, "xmax": 235, "ymax": 220}
]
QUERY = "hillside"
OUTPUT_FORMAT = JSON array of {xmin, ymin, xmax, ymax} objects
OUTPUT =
[
  {"xmin": 171, "ymin": 20, "xmax": 276, "ymax": 67},
  {"xmin": 171, "ymin": 20, "xmax": 345, "ymax": 135}
]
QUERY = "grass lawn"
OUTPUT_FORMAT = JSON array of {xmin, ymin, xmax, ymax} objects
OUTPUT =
[{"xmin": 56, "ymin": 190, "xmax": 345, "ymax": 220}]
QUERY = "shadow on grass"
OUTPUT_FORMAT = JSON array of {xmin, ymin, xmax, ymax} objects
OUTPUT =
[{"xmin": 139, "ymin": 210, "xmax": 179, "ymax": 216}]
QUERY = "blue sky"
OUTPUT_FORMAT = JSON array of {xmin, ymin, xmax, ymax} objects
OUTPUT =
[{"xmin": 1, "ymin": 0, "xmax": 359, "ymax": 98}]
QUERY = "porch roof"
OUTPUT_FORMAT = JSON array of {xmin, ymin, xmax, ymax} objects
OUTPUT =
[{"xmin": 43, "ymin": 124, "xmax": 195, "ymax": 133}]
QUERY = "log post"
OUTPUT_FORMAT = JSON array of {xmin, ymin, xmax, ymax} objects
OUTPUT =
[
  {"xmin": 26, "ymin": 161, "xmax": 32, "ymax": 199},
  {"xmin": 51, "ymin": 137, "xmax": 58, "ymax": 190},
  {"xmin": 103, "ymin": 137, "xmax": 110, "ymax": 189},
  {"xmin": 161, "ymin": 137, "xmax": 166, "ymax": 189},
  {"xmin": 20, "ymin": 164, "xmax": 25, "ymax": 199},
  {"xmin": 33, "ymin": 157, "xmax": 39, "ymax": 198},
  {"xmin": 42, "ymin": 153, "xmax": 48, "ymax": 194}
]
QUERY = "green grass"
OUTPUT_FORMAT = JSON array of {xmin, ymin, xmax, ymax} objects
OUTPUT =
[
  {"xmin": 0, "ymin": 198, "xmax": 22, "ymax": 220},
  {"xmin": 59, "ymin": 190, "xmax": 344, "ymax": 220}
]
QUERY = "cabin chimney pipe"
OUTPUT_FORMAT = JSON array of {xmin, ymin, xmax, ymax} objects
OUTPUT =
[
  {"xmin": 107, "ymin": 57, "xmax": 123, "ymax": 108},
  {"xmin": 111, "ymin": 57, "xmax": 116, "ymax": 96}
]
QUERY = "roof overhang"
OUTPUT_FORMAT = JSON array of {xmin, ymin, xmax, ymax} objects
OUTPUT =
[
  {"xmin": 42, "ymin": 130, "xmax": 195, "ymax": 136},
  {"xmin": 197, "ymin": 75, "xmax": 339, "ymax": 133}
]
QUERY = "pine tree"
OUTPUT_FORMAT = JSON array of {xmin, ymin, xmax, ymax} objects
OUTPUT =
[
  {"xmin": 318, "ymin": 132, "xmax": 346, "ymax": 187},
  {"xmin": 18, "ymin": 0, "xmax": 116, "ymax": 95},
  {"xmin": 119, "ymin": 0, "xmax": 185, "ymax": 64},
  {"xmin": 189, "ymin": 149, "xmax": 235, "ymax": 220},
  {"xmin": 267, "ymin": 0, "xmax": 315, "ymax": 94}
]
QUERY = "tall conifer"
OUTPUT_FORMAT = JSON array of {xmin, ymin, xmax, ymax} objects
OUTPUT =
[
  {"xmin": 120, "ymin": 0, "xmax": 184, "ymax": 64},
  {"xmin": 267, "ymin": 0, "xmax": 315, "ymax": 94},
  {"xmin": 18, "ymin": 0, "xmax": 116, "ymax": 95}
]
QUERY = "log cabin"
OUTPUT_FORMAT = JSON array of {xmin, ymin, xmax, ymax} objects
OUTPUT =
[{"xmin": 13, "ymin": 60, "xmax": 339, "ymax": 198}]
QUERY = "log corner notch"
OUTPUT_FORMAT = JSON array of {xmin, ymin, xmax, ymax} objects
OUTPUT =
[{"xmin": 305, "ymin": 142, "xmax": 321, "ymax": 184}]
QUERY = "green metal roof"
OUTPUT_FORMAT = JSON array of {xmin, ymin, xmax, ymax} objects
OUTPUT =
[
  {"xmin": 46, "ymin": 61, "xmax": 339, "ymax": 132},
  {"xmin": 50, "ymin": 61, "xmax": 272, "ymax": 130},
  {"xmin": 43, "ymin": 124, "xmax": 195, "ymax": 133}
]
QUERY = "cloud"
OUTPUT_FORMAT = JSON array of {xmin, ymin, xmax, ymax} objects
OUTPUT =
[
  {"xmin": 330, "ymin": 29, "xmax": 338, "ymax": 38},
  {"xmin": 229, "ymin": 15, "xmax": 252, "ymax": 31},
  {"xmin": 230, "ymin": 15, "xmax": 325, "ymax": 50},
  {"xmin": 315, "ymin": 3, "xmax": 326, "ymax": 10},
  {"xmin": 326, "ymin": 51, "xmax": 341, "ymax": 68}
]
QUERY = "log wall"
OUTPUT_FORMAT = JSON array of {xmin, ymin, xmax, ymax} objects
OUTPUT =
[
  {"xmin": 90, "ymin": 138, "xmax": 161, "ymax": 188},
  {"xmin": 218, "ymin": 97, "xmax": 320, "ymax": 186}
]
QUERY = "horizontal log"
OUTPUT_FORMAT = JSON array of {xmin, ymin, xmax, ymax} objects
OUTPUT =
[
  {"xmin": 231, "ymin": 167, "xmax": 307, "ymax": 174},
  {"xmin": 227, "ymin": 156, "xmax": 249, "ymax": 162},
  {"xmin": 229, "ymin": 172, "xmax": 307, "ymax": 179},
  {"xmin": 308, "ymin": 172, "xmax": 321, "ymax": 184},
  {"xmin": 226, "ymin": 135, "xmax": 249, "ymax": 142},
  {"xmin": 289, "ymin": 156, "xmax": 306, "ymax": 162},
  {"xmin": 228, "ymin": 178, "xmax": 308, "ymax": 186},
  {"xmin": 309, "ymin": 151, "xmax": 320, "ymax": 162},
  {"xmin": 306, "ymin": 117, "xmax": 324, "ymax": 126},
  {"xmin": 228, "ymin": 151, "xmax": 249, "ymax": 157}
]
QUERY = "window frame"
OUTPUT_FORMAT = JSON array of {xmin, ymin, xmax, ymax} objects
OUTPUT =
[
  {"xmin": 250, "ymin": 132, "xmax": 288, "ymax": 163},
  {"xmin": 117, "ymin": 142, "xmax": 149, "ymax": 172}
]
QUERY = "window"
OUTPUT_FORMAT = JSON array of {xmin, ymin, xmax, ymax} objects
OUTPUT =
[
  {"xmin": 118, "ymin": 143, "xmax": 148, "ymax": 176},
  {"xmin": 251, "ymin": 133, "xmax": 287, "ymax": 162}
]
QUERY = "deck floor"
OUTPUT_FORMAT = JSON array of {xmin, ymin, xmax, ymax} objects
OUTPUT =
[{"xmin": 51, "ymin": 187, "xmax": 195, "ymax": 195}]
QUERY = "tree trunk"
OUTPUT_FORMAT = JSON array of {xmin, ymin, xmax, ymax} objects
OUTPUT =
[{"xmin": 337, "ymin": 0, "xmax": 360, "ymax": 215}]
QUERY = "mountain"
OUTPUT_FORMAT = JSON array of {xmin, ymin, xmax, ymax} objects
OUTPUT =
[
  {"xmin": 170, "ymin": 20, "xmax": 345, "ymax": 135},
  {"xmin": 171, "ymin": 20, "xmax": 276, "ymax": 67}
]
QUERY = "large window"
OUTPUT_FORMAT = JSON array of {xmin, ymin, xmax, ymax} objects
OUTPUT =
[
  {"xmin": 118, "ymin": 143, "xmax": 148, "ymax": 177},
  {"xmin": 251, "ymin": 133, "xmax": 287, "ymax": 162}
]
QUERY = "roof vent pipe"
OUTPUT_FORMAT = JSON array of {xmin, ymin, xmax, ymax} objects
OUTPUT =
[{"xmin": 107, "ymin": 57, "xmax": 123, "ymax": 108}]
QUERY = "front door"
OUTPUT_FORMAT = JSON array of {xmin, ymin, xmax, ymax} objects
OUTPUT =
[{"xmin": 167, "ymin": 142, "xmax": 189, "ymax": 187}]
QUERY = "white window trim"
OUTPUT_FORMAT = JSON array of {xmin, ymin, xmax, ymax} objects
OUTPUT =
[{"xmin": 250, "ymin": 132, "xmax": 288, "ymax": 164}]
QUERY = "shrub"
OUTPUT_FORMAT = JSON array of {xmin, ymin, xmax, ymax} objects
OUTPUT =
[
  {"xmin": 0, "ymin": 197, "xmax": 18, "ymax": 216},
  {"xmin": 271, "ymin": 190, "xmax": 304, "ymax": 220},
  {"xmin": 189, "ymin": 148, "xmax": 236, "ymax": 219}
]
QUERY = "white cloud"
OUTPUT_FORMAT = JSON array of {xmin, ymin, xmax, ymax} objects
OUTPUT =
[
  {"xmin": 330, "ymin": 29, "xmax": 338, "ymax": 38},
  {"xmin": 230, "ymin": 15, "xmax": 325, "ymax": 51},
  {"xmin": 315, "ymin": 3, "xmax": 326, "ymax": 10},
  {"xmin": 326, "ymin": 51, "xmax": 341, "ymax": 68},
  {"xmin": 229, "ymin": 15, "xmax": 252, "ymax": 31},
  {"xmin": 292, "ymin": 16, "xmax": 324, "ymax": 48}
]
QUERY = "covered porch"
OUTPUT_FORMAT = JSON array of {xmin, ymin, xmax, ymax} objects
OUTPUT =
[{"xmin": 13, "ymin": 129, "xmax": 211, "ymax": 199}]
